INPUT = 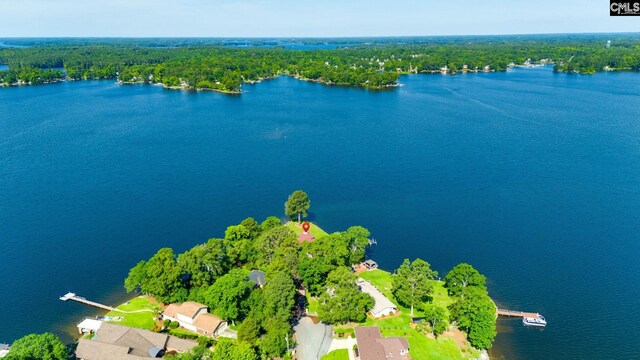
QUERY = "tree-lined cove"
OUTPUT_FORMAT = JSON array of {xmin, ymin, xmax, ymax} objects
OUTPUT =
[
  {"xmin": 1, "ymin": 34, "xmax": 640, "ymax": 92},
  {"xmin": 1, "ymin": 60, "xmax": 639, "ymax": 359}
]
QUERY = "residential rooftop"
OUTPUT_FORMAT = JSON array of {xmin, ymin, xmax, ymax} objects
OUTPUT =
[
  {"xmin": 75, "ymin": 322, "xmax": 196, "ymax": 360},
  {"xmin": 357, "ymin": 278, "xmax": 397, "ymax": 317},
  {"xmin": 355, "ymin": 326, "xmax": 409, "ymax": 360}
]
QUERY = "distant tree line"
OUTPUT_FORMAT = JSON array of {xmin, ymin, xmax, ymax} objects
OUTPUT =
[{"xmin": 1, "ymin": 35, "xmax": 638, "ymax": 90}]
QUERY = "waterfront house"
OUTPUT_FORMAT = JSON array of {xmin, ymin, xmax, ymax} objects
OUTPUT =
[
  {"xmin": 354, "ymin": 326, "xmax": 409, "ymax": 360},
  {"xmin": 357, "ymin": 278, "xmax": 397, "ymax": 318},
  {"xmin": 75, "ymin": 322, "xmax": 196, "ymax": 359},
  {"xmin": 162, "ymin": 301, "xmax": 229, "ymax": 338}
]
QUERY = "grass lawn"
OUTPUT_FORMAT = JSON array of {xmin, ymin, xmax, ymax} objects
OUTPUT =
[
  {"xmin": 355, "ymin": 270, "xmax": 478, "ymax": 360},
  {"xmin": 285, "ymin": 221, "xmax": 329, "ymax": 238},
  {"xmin": 306, "ymin": 293, "xmax": 319, "ymax": 314},
  {"xmin": 105, "ymin": 296, "xmax": 162, "ymax": 329},
  {"xmin": 321, "ymin": 349, "xmax": 349, "ymax": 360}
]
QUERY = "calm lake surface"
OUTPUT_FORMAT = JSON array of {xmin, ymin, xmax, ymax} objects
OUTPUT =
[{"xmin": 1, "ymin": 68, "xmax": 639, "ymax": 359}]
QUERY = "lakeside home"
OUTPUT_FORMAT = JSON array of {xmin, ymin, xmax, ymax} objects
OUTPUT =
[
  {"xmin": 357, "ymin": 278, "xmax": 398, "ymax": 318},
  {"xmin": 355, "ymin": 326, "xmax": 410, "ymax": 360},
  {"xmin": 162, "ymin": 301, "xmax": 230, "ymax": 338},
  {"xmin": 75, "ymin": 322, "xmax": 196, "ymax": 359}
]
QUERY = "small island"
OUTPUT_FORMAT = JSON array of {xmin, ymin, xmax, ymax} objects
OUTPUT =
[{"xmin": 3, "ymin": 191, "xmax": 498, "ymax": 360}]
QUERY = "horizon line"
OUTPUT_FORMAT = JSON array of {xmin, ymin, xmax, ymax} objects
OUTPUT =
[{"xmin": 2, "ymin": 31, "xmax": 640, "ymax": 40}]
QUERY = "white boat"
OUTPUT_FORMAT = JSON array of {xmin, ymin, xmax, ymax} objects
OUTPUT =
[{"xmin": 522, "ymin": 314, "xmax": 547, "ymax": 327}]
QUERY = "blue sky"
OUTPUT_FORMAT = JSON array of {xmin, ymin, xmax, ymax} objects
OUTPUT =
[{"xmin": 0, "ymin": 0, "xmax": 637, "ymax": 37}]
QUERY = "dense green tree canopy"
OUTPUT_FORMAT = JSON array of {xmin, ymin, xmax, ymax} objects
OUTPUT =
[
  {"xmin": 298, "ymin": 227, "xmax": 372, "ymax": 295},
  {"xmin": 318, "ymin": 267, "xmax": 374, "ymax": 324},
  {"xmin": 212, "ymin": 339, "xmax": 258, "ymax": 360},
  {"xmin": 2, "ymin": 35, "xmax": 639, "ymax": 90},
  {"xmin": 124, "ymin": 248, "xmax": 186, "ymax": 303},
  {"xmin": 5, "ymin": 333, "xmax": 67, "ymax": 360},
  {"xmin": 448, "ymin": 286, "xmax": 496, "ymax": 349},
  {"xmin": 124, "ymin": 260, "xmax": 148, "ymax": 293},
  {"xmin": 263, "ymin": 271, "xmax": 297, "ymax": 323},
  {"xmin": 260, "ymin": 318, "xmax": 292, "ymax": 358},
  {"xmin": 344, "ymin": 226, "xmax": 371, "ymax": 264},
  {"xmin": 392, "ymin": 258, "xmax": 437, "ymax": 316},
  {"xmin": 420, "ymin": 304, "xmax": 448, "ymax": 337},
  {"xmin": 260, "ymin": 216, "xmax": 282, "ymax": 231},
  {"xmin": 177, "ymin": 239, "xmax": 230, "ymax": 289},
  {"xmin": 204, "ymin": 269, "xmax": 253, "ymax": 321},
  {"xmin": 255, "ymin": 226, "xmax": 297, "ymax": 268},
  {"xmin": 298, "ymin": 255, "xmax": 334, "ymax": 296},
  {"xmin": 239, "ymin": 217, "xmax": 262, "ymax": 239},
  {"xmin": 224, "ymin": 224, "xmax": 255, "ymax": 264},
  {"xmin": 444, "ymin": 263, "xmax": 487, "ymax": 297},
  {"xmin": 285, "ymin": 190, "xmax": 311, "ymax": 223},
  {"xmin": 237, "ymin": 316, "xmax": 261, "ymax": 345}
]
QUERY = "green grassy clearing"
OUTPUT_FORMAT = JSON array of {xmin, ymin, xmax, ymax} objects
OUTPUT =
[
  {"xmin": 321, "ymin": 349, "xmax": 350, "ymax": 360},
  {"xmin": 285, "ymin": 221, "xmax": 329, "ymax": 238},
  {"xmin": 105, "ymin": 296, "xmax": 162, "ymax": 329},
  {"xmin": 306, "ymin": 292, "xmax": 320, "ymax": 314}
]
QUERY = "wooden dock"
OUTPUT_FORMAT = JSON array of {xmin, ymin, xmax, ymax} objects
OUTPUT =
[
  {"xmin": 497, "ymin": 308, "xmax": 541, "ymax": 319},
  {"xmin": 59, "ymin": 292, "xmax": 114, "ymax": 311}
]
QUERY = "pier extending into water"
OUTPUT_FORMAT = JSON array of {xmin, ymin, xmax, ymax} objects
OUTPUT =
[
  {"xmin": 497, "ymin": 308, "xmax": 542, "ymax": 319},
  {"xmin": 59, "ymin": 292, "xmax": 114, "ymax": 311}
]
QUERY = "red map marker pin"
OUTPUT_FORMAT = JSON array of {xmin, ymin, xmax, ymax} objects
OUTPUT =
[{"xmin": 302, "ymin": 222, "xmax": 311, "ymax": 233}]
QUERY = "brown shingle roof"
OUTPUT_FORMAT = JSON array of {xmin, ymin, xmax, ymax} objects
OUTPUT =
[
  {"xmin": 166, "ymin": 336, "xmax": 199, "ymax": 352},
  {"xmin": 355, "ymin": 326, "xmax": 409, "ymax": 360},
  {"xmin": 163, "ymin": 301, "xmax": 207, "ymax": 319},
  {"xmin": 162, "ymin": 303, "xmax": 181, "ymax": 319},
  {"xmin": 76, "ymin": 339, "xmax": 148, "ymax": 360},
  {"xmin": 193, "ymin": 313, "xmax": 224, "ymax": 333},
  {"xmin": 75, "ymin": 323, "xmax": 197, "ymax": 360}
]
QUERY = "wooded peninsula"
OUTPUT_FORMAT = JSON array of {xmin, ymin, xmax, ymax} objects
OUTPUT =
[
  {"xmin": 0, "ymin": 34, "xmax": 638, "ymax": 93},
  {"xmin": 3, "ymin": 191, "xmax": 497, "ymax": 360}
]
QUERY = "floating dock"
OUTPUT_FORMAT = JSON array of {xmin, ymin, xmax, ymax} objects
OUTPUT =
[
  {"xmin": 59, "ymin": 292, "xmax": 114, "ymax": 311},
  {"xmin": 496, "ymin": 308, "xmax": 547, "ymax": 326}
]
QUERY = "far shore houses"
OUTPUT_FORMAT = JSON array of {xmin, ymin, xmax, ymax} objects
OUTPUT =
[{"xmin": 161, "ymin": 301, "xmax": 230, "ymax": 338}]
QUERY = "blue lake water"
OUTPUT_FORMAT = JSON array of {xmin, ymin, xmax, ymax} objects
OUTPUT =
[{"xmin": 1, "ymin": 68, "xmax": 639, "ymax": 359}]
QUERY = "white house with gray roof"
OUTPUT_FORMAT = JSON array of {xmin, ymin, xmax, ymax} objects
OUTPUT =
[{"xmin": 357, "ymin": 278, "xmax": 398, "ymax": 318}]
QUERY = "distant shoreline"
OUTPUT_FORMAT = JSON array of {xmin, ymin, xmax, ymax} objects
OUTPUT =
[{"xmin": 5, "ymin": 65, "xmax": 636, "ymax": 93}]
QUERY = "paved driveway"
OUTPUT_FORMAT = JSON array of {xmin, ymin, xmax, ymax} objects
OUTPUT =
[
  {"xmin": 218, "ymin": 327, "xmax": 237, "ymax": 339},
  {"xmin": 293, "ymin": 317, "xmax": 333, "ymax": 360},
  {"xmin": 327, "ymin": 338, "xmax": 356, "ymax": 360}
]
